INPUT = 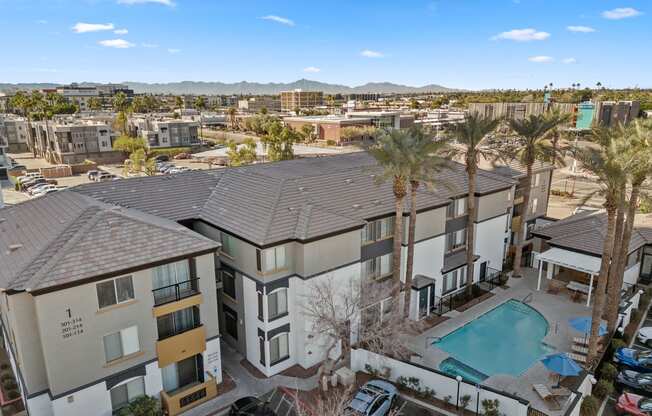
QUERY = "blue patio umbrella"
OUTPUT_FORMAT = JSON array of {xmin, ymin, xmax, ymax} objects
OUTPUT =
[
  {"xmin": 541, "ymin": 353, "xmax": 582, "ymax": 377},
  {"xmin": 568, "ymin": 316, "xmax": 607, "ymax": 336}
]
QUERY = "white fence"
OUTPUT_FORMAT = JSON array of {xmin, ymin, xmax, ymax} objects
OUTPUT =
[{"xmin": 351, "ymin": 348, "xmax": 530, "ymax": 416}]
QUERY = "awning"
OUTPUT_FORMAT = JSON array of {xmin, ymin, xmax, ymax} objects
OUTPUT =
[{"xmin": 535, "ymin": 247, "xmax": 601, "ymax": 275}]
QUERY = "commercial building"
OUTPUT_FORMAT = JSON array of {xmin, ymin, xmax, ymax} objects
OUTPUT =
[
  {"xmin": 129, "ymin": 117, "xmax": 200, "ymax": 148},
  {"xmin": 238, "ymin": 96, "xmax": 282, "ymax": 113},
  {"xmin": 283, "ymin": 115, "xmax": 373, "ymax": 145},
  {"xmin": 345, "ymin": 111, "xmax": 402, "ymax": 129},
  {"xmin": 0, "ymin": 192, "xmax": 222, "ymax": 416},
  {"xmin": 280, "ymin": 90, "xmax": 323, "ymax": 111},
  {"xmin": 0, "ymin": 114, "xmax": 29, "ymax": 153}
]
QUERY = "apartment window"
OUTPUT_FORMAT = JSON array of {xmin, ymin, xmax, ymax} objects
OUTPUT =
[
  {"xmin": 224, "ymin": 306, "xmax": 238, "ymax": 340},
  {"xmin": 256, "ymin": 246, "xmax": 287, "ymax": 273},
  {"xmin": 442, "ymin": 270, "xmax": 459, "ymax": 294},
  {"xmin": 363, "ymin": 217, "xmax": 394, "ymax": 244},
  {"xmin": 447, "ymin": 197, "xmax": 467, "ymax": 218},
  {"xmin": 445, "ymin": 229, "xmax": 466, "ymax": 252},
  {"xmin": 259, "ymin": 337, "xmax": 266, "ymax": 366},
  {"xmin": 157, "ymin": 306, "xmax": 200, "ymax": 340},
  {"xmin": 96, "ymin": 276, "xmax": 134, "ymax": 309},
  {"xmin": 220, "ymin": 232, "xmax": 235, "ymax": 257},
  {"xmin": 269, "ymin": 333, "xmax": 290, "ymax": 365},
  {"xmin": 531, "ymin": 198, "xmax": 539, "ymax": 214},
  {"xmin": 222, "ymin": 268, "xmax": 236, "ymax": 300},
  {"xmin": 103, "ymin": 326, "xmax": 139, "ymax": 363},
  {"xmin": 152, "ymin": 260, "xmax": 194, "ymax": 304},
  {"xmin": 161, "ymin": 355, "xmax": 202, "ymax": 393},
  {"xmin": 110, "ymin": 377, "xmax": 145, "ymax": 412},
  {"xmin": 626, "ymin": 249, "xmax": 642, "ymax": 269},
  {"xmin": 268, "ymin": 289, "xmax": 288, "ymax": 320},
  {"xmin": 362, "ymin": 253, "xmax": 393, "ymax": 280}
]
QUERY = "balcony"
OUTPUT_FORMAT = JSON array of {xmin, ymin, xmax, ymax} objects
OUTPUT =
[
  {"xmin": 161, "ymin": 372, "xmax": 218, "ymax": 416},
  {"xmin": 156, "ymin": 325, "xmax": 206, "ymax": 368},
  {"xmin": 153, "ymin": 278, "xmax": 200, "ymax": 306},
  {"xmin": 511, "ymin": 215, "xmax": 522, "ymax": 231}
]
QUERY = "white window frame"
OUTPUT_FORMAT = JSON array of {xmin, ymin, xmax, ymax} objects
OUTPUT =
[
  {"xmin": 267, "ymin": 288, "xmax": 288, "ymax": 320},
  {"xmin": 96, "ymin": 275, "xmax": 134, "ymax": 309},
  {"xmin": 269, "ymin": 332, "xmax": 290, "ymax": 365},
  {"xmin": 259, "ymin": 246, "xmax": 287, "ymax": 273},
  {"xmin": 103, "ymin": 326, "xmax": 140, "ymax": 363},
  {"xmin": 109, "ymin": 376, "xmax": 145, "ymax": 411},
  {"xmin": 531, "ymin": 197, "xmax": 539, "ymax": 214},
  {"xmin": 220, "ymin": 231, "xmax": 235, "ymax": 257}
]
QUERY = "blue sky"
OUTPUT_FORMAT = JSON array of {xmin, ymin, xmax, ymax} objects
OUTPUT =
[{"xmin": 0, "ymin": 0, "xmax": 650, "ymax": 90}]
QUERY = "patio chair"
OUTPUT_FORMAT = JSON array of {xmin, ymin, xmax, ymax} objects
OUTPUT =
[
  {"xmin": 571, "ymin": 344, "xmax": 589, "ymax": 355},
  {"xmin": 568, "ymin": 352, "xmax": 587, "ymax": 363},
  {"xmin": 533, "ymin": 384, "xmax": 562, "ymax": 411},
  {"xmin": 550, "ymin": 386, "xmax": 572, "ymax": 398},
  {"xmin": 573, "ymin": 336, "xmax": 604, "ymax": 346}
]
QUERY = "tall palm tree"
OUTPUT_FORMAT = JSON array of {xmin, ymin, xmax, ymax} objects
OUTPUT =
[
  {"xmin": 446, "ymin": 113, "xmax": 501, "ymax": 294},
  {"xmin": 9, "ymin": 91, "xmax": 37, "ymax": 157},
  {"xmin": 368, "ymin": 130, "xmax": 413, "ymax": 302},
  {"xmin": 606, "ymin": 120, "xmax": 652, "ymax": 332},
  {"xmin": 507, "ymin": 112, "xmax": 570, "ymax": 276},
  {"xmin": 574, "ymin": 126, "xmax": 626, "ymax": 363},
  {"xmin": 403, "ymin": 127, "xmax": 451, "ymax": 317}
]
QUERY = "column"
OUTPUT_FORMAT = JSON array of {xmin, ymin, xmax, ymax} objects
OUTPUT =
[
  {"xmin": 537, "ymin": 260, "xmax": 544, "ymax": 291},
  {"xmin": 587, "ymin": 274, "xmax": 594, "ymax": 307}
]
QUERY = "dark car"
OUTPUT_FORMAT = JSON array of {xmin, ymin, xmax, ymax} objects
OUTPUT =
[
  {"xmin": 229, "ymin": 396, "xmax": 276, "ymax": 416},
  {"xmin": 23, "ymin": 178, "xmax": 47, "ymax": 190},
  {"xmin": 155, "ymin": 154, "xmax": 170, "ymax": 162},
  {"xmin": 614, "ymin": 348, "xmax": 652, "ymax": 373},
  {"xmin": 617, "ymin": 370, "xmax": 652, "ymax": 395}
]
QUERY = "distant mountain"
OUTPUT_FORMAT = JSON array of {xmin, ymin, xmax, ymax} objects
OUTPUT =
[{"xmin": 0, "ymin": 79, "xmax": 458, "ymax": 95}]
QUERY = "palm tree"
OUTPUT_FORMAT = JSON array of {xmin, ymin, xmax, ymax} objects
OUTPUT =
[
  {"xmin": 403, "ymin": 127, "xmax": 451, "ymax": 317},
  {"xmin": 9, "ymin": 91, "xmax": 37, "ymax": 157},
  {"xmin": 227, "ymin": 107, "xmax": 237, "ymax": 130},
  {"xmin": 507, "ymin": 112, "xmax": 569, "ymax": 276},
  {"xmin": 368, "ymin": 130, "xmax": 413, "ymax": 302},
  {"xmin": 605, "ymin": 120, "xmax": 652, "ymax": 332},
  {"xmin": 446, "ymin": 113, "xmax": 501, "ymax": 294},
  {"xmin": 174, "ymin": 96, "xmax": 184, "ymax": 113},
  {"xmin": 596, "ymin": 82, "xmax": 603, "ymax": 90},
  {"xmin": 574, "ymin": 127, "xmax": 626, "ymax": 364}
]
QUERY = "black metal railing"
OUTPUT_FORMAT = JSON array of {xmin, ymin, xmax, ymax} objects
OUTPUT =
[
  {"xmin": 153, "ymin": 278, "xmax": 200, "ymax": 306},
  {"xmin": 431, "ymin": 269, "xmax": 505, "ymax": 315}
]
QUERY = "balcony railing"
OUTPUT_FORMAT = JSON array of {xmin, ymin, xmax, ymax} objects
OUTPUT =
[
  {"xmin": 161, "ymin": 372, "xmax": 217, "ymax": 416},
  {"xmin": 431, "ymin": 268, "xmax": 505, "ymax": 315},
  {"xmin": 153, "ymin": 278, "xmax": 200, "ymax": 306}
]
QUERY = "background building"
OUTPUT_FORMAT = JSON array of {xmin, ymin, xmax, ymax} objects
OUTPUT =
[
  {"xmin": 130, "ymin": 116, "xmax": 200, "ymax": 148},
  {"xmin": 0, "ymin": 114, "xmax": 29, "ymax": 152},
  {"xmin": 280, "ymin": 90, "xmax": 323, "ymax": 111},
  {"xmin": 238, "ymin": 96, "xmax": 281, "ymax": 113}
]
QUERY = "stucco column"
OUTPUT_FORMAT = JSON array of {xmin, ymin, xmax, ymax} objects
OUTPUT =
[
  {"xmin": 587, "ymin": 274, "xmax": 594, "ymax": 307},
  {"xmin": 537, "ymin": 260, "xmax": 544, "ymax": 291}
]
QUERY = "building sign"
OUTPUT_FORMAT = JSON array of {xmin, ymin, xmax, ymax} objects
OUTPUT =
[{"xmin": 60, "ymin": 309, "xmax": 84, "ymax": 339}]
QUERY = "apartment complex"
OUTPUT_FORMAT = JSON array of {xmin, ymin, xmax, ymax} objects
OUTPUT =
[
  {"xmin": 129, "ymin": 117, "xmax": 200, "ymax": 148},
  {"xmin": 0, "ymin": 192, "xmax": 222, "ymax": 416},
  {"xmin": 280, "ymin": 90, "xmax": 323, "ymax": 111},
  {"xmin": 30, "ymin": 119, "xmax": 123, "ymax": 164},
  {"xmin": 55, "ymin": 84, "xmax": 134, "ymax": 111},
  {"xmin": 238, "ymin": 97, "xmax": 282, "ymax": 113},
  {"xmin": 0, "ymin": 125, "xmax": 9, "ymax": 179},
  {"xmin": 0, "ymin": 114, "xmax": 29, "ymax": 153}
]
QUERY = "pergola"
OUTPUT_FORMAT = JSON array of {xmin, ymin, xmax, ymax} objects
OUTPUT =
[{"xmin": 535, "ymin": 247, "xmax": 601, "ymax": 307}]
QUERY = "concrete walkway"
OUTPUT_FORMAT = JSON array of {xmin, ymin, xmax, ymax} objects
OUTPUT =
[{"xmin": 183, "ymin": 342, "xmax": 319, "ymax": 416}]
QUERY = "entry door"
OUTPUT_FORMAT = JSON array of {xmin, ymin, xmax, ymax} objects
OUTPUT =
[
  {"xmin": 419, "ymin": 288, "xmax": 429, "ymax": 319},
  {"xmin": 479, "ymin": 262, "xmax": 488, "ymax": 282}
]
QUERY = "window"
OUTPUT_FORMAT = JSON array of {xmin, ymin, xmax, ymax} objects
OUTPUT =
[
  {"xmin": 152, "ymin": 260, "xmax": 193, "ymax": 304},
  {"xmin": 531, "ymin": 198, "xmax": 539, "ymax": 214},
  {"xmin": 256, "ymin": 246, "xmax": 287, "ymax": 273},
  {"xmin": 224, "ymin": 306, "xmax": 238, "ymax": 340},
  {"xmin": 161, "ymin": 355, "xmax": 202, "ymax": 393},
  {"xmin": 96, "ymin": 276, "xmax": 134, "ymax": 309},
  {"xmin": 362, "ymin": 253, "xmax": 393, "ymax": 280},
  {"xmin": 447, "ymin": 198, "xmax": 467, "ymax": 219},
  {"xmin": 220, "ymin": 232, "xmax": 235, "ymax": 257},
  {"xmin": 221, "ymin": 268, "xmax": 236, "ymax": 300},
  {"xmin": 157, "ymin": 306, "xmax": 200, "ymax": 340},
  {"xmin": 268, "ymin": 289, "xmax": 288, "ymax": 320},
  {"xmin": 110, "ymin": 377, "xmax": 145, "ymax": 411},
  {"xmin": 104, "ymin": 326, "xmax": 139, "ymax": 363},
  {"xmin": 626, "ymin": 249, "xmax": 641, "ymax": 269},
  {"xmin": 259, "ymin": 337, "xmax": 266, "ymax": 366},
  {"xmin": 532, "ymin": 173, "xmax": 540, "ymax": 188},
  {"xmin": 442, "ymin": 270, "xmax": 461, "ymax": 294},
  {"xmin": 269, "ymin": 333, "xmax": 289, "ymax": 365},
  {"xmin": 445, "ymin": 229, "xmax": 466, "ymax": 252},
  {"xmin": 363, "ymin": 217, "xmax": 394, "ymax": 244}
]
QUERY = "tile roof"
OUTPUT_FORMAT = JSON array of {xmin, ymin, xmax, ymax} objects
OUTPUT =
[
  {"xmin": 533, "ymin": 210, "xmax": 652, "ymax": 256},
  {"xmin": 0, "ymin": 191, "xmax": 218, "ymax": 293},
  {"xmin": 75, "ymin": 152, "xmax": 516, "ymax": 246}
]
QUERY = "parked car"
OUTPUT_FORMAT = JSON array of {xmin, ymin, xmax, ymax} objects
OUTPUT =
[
  {"xmin": 615, "ymin": 392, "xmax": 652, "ymax": 415},
  {"xmin": 346, "ymin": 380, "xmax": 398, "ymax": 416},
  {"xmin": 22, "ymin": 178, "xmax": 47, "ymax": 190},
  {"xmin": 28, "ymin": 183, "xmax": 53, "ymax": 195},
  {"xmin": 617, "ymin": 369, "xmax": 652, "ymax": 395},
  {"xmin": 17, "ymin": 173, "xmax": 43, "ymax": 183},
  {"xmin": 87, "ymin": 170, "xmax": 100, "ymax": 180},
  {"xmin": 614, "ymin": 348, "xmax": 652, "ymax": 373},
  {"xmin": 154, "ymin": 154, "xmax": 170, "ymax": 162},
  {"xmin": 31, "ymin": 185, "xmax": 57, "ymax": 197},
  {"xmin": 168, "ymin": 167, "xmax": 191, "ymax": 174},
  {"xmin": 97, "ymin": 173, "xmax": 116, "ymax": 182},
  {"xmin": 638, "ymin": 328, "xmax": 652, "ymax": 347},
  {"xmin": 160, "ymin": 165, "xmax": 177, "ymax": 174},
  {"xmin": 229, "ymin": 396, "xmax": 276, "ymax": 415},
  {"xmin": 174, "ymin": 152, "xmax": 191, "ymax": 159}
]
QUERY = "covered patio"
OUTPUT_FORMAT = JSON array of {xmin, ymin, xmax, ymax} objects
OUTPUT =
[{"xmin": 535, "ymin": 247, "xmax": 601, "ymax": 307}]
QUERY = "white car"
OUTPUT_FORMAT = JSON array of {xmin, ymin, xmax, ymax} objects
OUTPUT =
[
  {"xmin": 31, "ymin": 185, "xmax": 57, "ymax": 197},
  {"xmin": 638, "ymin": 327, "xmax": 652, "ymax": 346},
  {"xmin": 168, "ymin": 167, "xmax": 191, "ymax": 174}
]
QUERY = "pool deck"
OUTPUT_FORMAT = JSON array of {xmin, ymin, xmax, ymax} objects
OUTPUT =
[{"xmin": 407, "ymin": 267, "xmax": 592, "ymax": 415}]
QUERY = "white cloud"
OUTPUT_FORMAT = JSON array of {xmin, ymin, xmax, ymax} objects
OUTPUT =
[
  {"xmin": 117, "ymin": 0, "xmax": 175, "ymax": 6},
  {"xmin": 36, "ymin": 19, "xmax": 48, "ymax": 24},
  {"xmin": 562, "ymin": 57, "xmax": 577, "ymax": 64},
  {"xmin": 602, "ymin": 7, "xmax": 642, "ymax": 19},
  {"xmin": 98, "ymin": 39, "xmax": 135, "ymax": 48},
  {"xmin": 528, "ymin": 55, "xmax": 554, "ymax": 63},
  {"xmin": 142, "ymin": 43, "xmax": 159, "ymax": 48},
  {"xmin": 114, "ymin": 28, "xmax": 128, "ymax": 35},
  {"xmin": 491, "ymin": 28, "xmax": 550, "ymax": 42},
  {"xmin": 167, "ymin": 48, "xmax": 181, "ymax": 54},
  {"xmin": 303, "ymin": 66, "xmax": 321, "ymax": 73},
  {"xmin": 361, "ymin": 49, "xmax": 384, "ymax": 58},
  {"xmin": 72, "ymin": 22, "xmax": 115, "ymax": 33},
  {"xmin": 567, "ymin": 25, "xmax": 596, "ymax": 33},
  {"xmin": 260, "ymin": 15, "xmax": 295, "ymax": 26}
]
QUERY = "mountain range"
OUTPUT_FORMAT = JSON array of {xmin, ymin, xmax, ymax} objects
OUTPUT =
[{"xmin": 0, "ymin": 79, "xmax": 457, "ymax": 95}]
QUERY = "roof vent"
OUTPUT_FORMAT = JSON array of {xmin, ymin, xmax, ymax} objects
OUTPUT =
[
  {"xmin": 0, "ymin": 218, "xmax": 5, "ymax": 224},
  {"xmin": 373, "ymin": 200, "xmax": 382, "ymax": 205},
  {"xmin": 298, "ymin": 187, "xmax": 305, "ymax": 192},
  {"xmin": 345, "ymin": 179, "xmax": 353, "ymax": 184},
  {"xmin": 288, "ymin": 207, "xmax": 296, "ymax": 212},
  {"xmin": 352, "ymin": 204, "xmax": 361, "ymax": 209},
  {"xmin": 8, "ymin": 243, "xmax": 23, "ymax": 252}
]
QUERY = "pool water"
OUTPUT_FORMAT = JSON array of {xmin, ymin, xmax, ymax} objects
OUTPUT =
[{"xmin": 434, "ymin": 299, "xmax": 554, "ymax": 380}]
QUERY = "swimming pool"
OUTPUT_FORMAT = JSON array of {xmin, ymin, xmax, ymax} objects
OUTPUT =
[{"xmin": 434, "ymin": 299, "xmax": 554, "ymax": 381}]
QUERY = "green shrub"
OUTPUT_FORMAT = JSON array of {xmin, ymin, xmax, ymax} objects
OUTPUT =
[
  {"xmin": 580, "ymin": 395, "xmax": 600, "ymax": 416},
  {"xmin": 3, "ymin": 380, "xmax": 17, "ymax": 390},
  {"xmin": 0, "ymin": 364, "xmax": 9, "ymax": 371},
  {"xmin": 460, "ymin": 394, "xmax": 472, "ymax": 409},
  {"xmin": 481, "ymin": 399, "xmax": 501, "ymax": 416},
  {"xmin": 0, "ymin": 374, "xmax": 15, "ymax": 383},
  {"xmin": 117, "ymin": 396, "xmax": 162, "ymax": 416},
  {"xmin": 443, "ymin": 395, "xmax": 452, "ymax": 404},
  {"xmin": 593, "ymin": 379, "xmax": 614, "ymax": 399},
  {"xmin": 612, "ymin": 338, "xmax": 627, "ymax": 351},
  {"xmin": 632, "ymin": 309, "xmax": 643, "ymax": 323},
  {"xmin": 326, "ymin": 139, "xmax": 336, "ymax": 146},
  {"xmin": 7, "ymin": 390, "xmax": 20, "ymax": 400},
  {"xmin": 640, "ymin": 294, "xmax": 651, "ymax": 308},
  {"xmin": 148, "ymin": 147, "xmax": 192, "ymax": 158},
  {"xmin": 599, "ymin": 363, "xmax": 618, "ymax": 381}
]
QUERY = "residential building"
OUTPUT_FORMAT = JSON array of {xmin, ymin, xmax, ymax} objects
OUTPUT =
[
  {"xmin": 283, "ymin": 115, "xmax": 373, "ymax": 145},
  {"xmin": 0, "ymin": 192, "xmax": 222, "ymax": 416},
  {"xmin": 595, "ymin": 101, "xmax": 640, "ymax": 127},
  {"xmin": 30, "ymin": 119, "xmax": 123, "ymax": 164},
  {"xmin": 1, "ymin": 115, "xmax": 30, "ymax": 152},
  {"xmin": 238, "ymin": 96, "xmax": 282, "ymax": 113},
  {"xmin": 129, "ymin": 117, "xmax": 200, "ymax": 148},
  {"xmin": 55, "ymin": 84, "xmax": 134, "ymax": 111},
  {"xmin": 0, "ymin": 130, "xmax": 9, "ymax": 180},
  {"xmin": 71, "ymin": 152, "xmax": 522, "ymax": 378},
  {"xmin": 280, "ymin": 90, "xmax": 323, "ymax": 111}
]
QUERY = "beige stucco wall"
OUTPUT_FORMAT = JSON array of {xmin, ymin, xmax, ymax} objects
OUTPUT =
[{"xmin": 477, "ymin": 188, "xmax": 513, "ymax": 222}]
